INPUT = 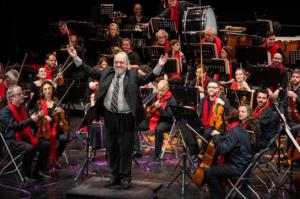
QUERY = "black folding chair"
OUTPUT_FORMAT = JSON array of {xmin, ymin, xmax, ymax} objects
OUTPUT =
[{"xmin": 225, "ymin": 147, "xmax": 271, "ymax": 199}]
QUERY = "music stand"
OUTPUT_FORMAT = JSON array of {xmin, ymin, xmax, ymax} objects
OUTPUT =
[
  {"xmin": 167, "ymin": 106, "xmax": 202, "ymax": 197},
  {"xmin": 188, "ymin": 42, "xmax": 217, "ymax": 61},
  {"xmin": 150, "ymin": 18, "xmax": 177, "ymax": 33},
  {"xmin": 91, "ymin": 4, "xmax": 114, "ymax": 24},
  {"xmin": 236, "ymin": 45, "xmax": 268, "ymax": 65},
  {"xmin": 226, "ymin": 89, "xmax": 256, "ymax": 108},
  {"xmin": 75, "ymin": 106, "xmax": 103, "ymax": 182},
  {"xmin": 143, "ymin": 46, "xmax": 164, "ymax": 62},
  {"xmin": 203, "ymin": 58, "xmax": 229, "ymax": 78},
  {"xmin": 290, "ymin": 50, "xmax": 300, "ymax": 66},
  {"xmin": 169, "ymin": 86, "xmax": 198, "ymax": 107},
  {"xmin": 245, "ymin": 65, "xmax": 282, "ymax": 87}
]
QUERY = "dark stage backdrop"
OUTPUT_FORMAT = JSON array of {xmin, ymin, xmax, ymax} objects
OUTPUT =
[{"xmin": 0, "ymin": 0, "xmax": 299, "ymax": 62}]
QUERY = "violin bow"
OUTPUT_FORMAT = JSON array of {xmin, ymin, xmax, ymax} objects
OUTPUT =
[
  {"xmin": 50, "ymin": 80, "xmax": 75, "ymax": 116},
  {"xmin": 16, "ymin": 53, "xmax": 28, "ymax": 83}
]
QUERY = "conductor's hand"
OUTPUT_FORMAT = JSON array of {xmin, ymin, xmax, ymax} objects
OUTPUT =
[
  {"xmin": 158, "ymin": 53, "xmax": 168, "ymax": 67},
  {"xmin": 67, "ymin": 45, "xmax": 77, "ymax": 58}
]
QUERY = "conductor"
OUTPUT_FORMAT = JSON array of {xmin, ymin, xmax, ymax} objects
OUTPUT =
[{"xmin": 67, "ymin": 45, "xmax": 167, "ymax": 189}]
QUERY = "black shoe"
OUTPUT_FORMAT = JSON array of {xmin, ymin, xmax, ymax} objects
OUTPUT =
[
  {"xmin": 132, "ymin": 151, "xmax": 143, "ymax": 159},
  {"xmin": 33, "ymin": 171, "xmax": 51, "ymax": 180},
  {"xmin": 105, "ymin": 177, "xmax": 121, "ymax": 187},
  {"xmin": 121, "ymin": 179, "xmax": 131, "ymax": 189}
]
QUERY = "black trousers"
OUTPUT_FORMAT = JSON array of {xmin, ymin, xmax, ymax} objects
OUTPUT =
[
  {"xmin": 89, "ymin": 123, "xmax": 106, "ymax": 149},
  {"xmin": 103, "ymin": 109, "xmax": 135, "ymax": 181},
  {"xmin": 136, "ymin": 119, "xmax": 173, "ymax": 157},
  {"xmin": 7, "ymin": 139, "xmax": 50, "ymax": 177},
  {"xmin": 204, "ymin": 164, "xmax": 243, "ymax": 199},
  {"xmin": 57, "ymin": 134, "xmax": 68, "ymax": 157}
]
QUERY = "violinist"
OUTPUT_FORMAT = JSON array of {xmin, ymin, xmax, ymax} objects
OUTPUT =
[
  {"xmin": 230, "ymin": 68, "xmax": 252, "ymax": 92},
  {"xmin": 0, "ymin": 85, "xmax": 50, "ymax": 180},
  {"xmin": 239, "ymin": 104, "xmax": 261, "ymax": 152},
  {"xmin": 37, "ymin": 81, "xmax": 68, "ymax": 169},
  {"xmin": 44, "ymin": 53, "xmax": 58, "ymax": 81},
  {"xmin": 204, "ymin": 108, "xmax": 253, "ymax": 199},
  {"xmin": 253, "ymin": 88, "xmax": 279, "ymax": 150},
  {"xmin": 140, "ymin": 79, "xmax": 177, "ymax": 161}
]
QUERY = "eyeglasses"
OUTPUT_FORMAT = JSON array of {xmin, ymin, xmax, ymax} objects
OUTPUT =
[{"xmin": 207, "ymin": 86, "xmax": 218, "ymax": 89}]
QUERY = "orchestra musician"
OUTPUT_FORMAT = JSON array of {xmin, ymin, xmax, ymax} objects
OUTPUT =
[
  {"xmin": 239, "ymin": 104, "xmax": 261, "ymax": 151},
  {"xmin": 189, "ymin": 64, "xmax": 211, "ymax": 95},
  {"xmin": 201, "ymin": 27, "xmax": 223, "ymax": 57},
  {"xmin": 104, "ymin": 23, "xmax": 123, "ymax": 54},
  {"xmin": 230, "ymin": 68, "xmax": 252, "ymax": 92},
  {"xmin": 0, "ymin": 69, "xmax": 19, "ymax": 108},
  {"xmin": 126, "ymin": 3, "xmax": 149, "ymax": 26},
  {"xmin": 218, "ymin": 46, "xmax": 235, "ymax": 82},
  {"xmin": 67, "ymin": 45, "xmax": 167, "ymax": 189},
  {"xmin": 44, "ymin": 53, "xmax": 58, "ymax": 81},
  {"xmin": 0, "ymin": 85, "xmax": 51, "ymax": 181},
  {"xmin": 138, "ymin": 79, "xmax": 177, "ymax": 161},
  {"xmin": 204, "ymin": 108, "xmax": 253, "ymax": 199},
  {"xmin": 153, "ymin": 29, "xmax": 170, "ymax": 53},
  {"xmin": 37, "ymin": 81, "xmax": 68, "ymax": 169},
  {"xmin": 167, "ymin": 39, "xmax": 186, "ymax": 79},
  {"xmin": 262, "ymin": 31, "xmax": 284, "ymax": 59},
  {"xmin": 120, "ymin": 38, "xmax": 141, "ymax": 69},
  {"xmin": 253, "ymin": 88, "xmax": 279, "ymax": 150}
]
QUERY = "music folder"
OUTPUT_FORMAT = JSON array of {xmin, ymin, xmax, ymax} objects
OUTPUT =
[{"xmin": 226, "ymin": 89, "xmax": 256, "ymax": 108}]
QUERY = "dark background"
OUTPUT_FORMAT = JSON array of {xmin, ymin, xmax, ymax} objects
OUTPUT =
[{"xmin": 1, "ymin": 0, "xmax": 299, "ymax": 63}]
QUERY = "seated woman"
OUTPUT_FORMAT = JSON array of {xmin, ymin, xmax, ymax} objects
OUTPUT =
[
  {"xmin": 238, "ymin": 104, "xmax": 261, "ymax": 152},
  {"xmin": 218, "ymin": 46, "xmax": 235, "ymax": 83},
  {"xmin": 37, "ymin": 81, "xmax": 68, "ymax": 169},
  {"xmin": 104, "ymin": 23, "xmax": 123, "ymax": 54},
  {"xmin": 167, "ymin": 39, "xmax": 186, "ymax": 79},
  {"xmin": 230, "ymin": 68, "xmax": 251, "ymax": 92}
]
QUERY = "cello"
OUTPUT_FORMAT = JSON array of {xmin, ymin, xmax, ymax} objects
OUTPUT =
[{"xmin": 192, "ymin": 97, "xmax": 224, "ymax": 186}]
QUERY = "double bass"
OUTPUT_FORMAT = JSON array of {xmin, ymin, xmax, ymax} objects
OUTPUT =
[{"xmin": 192, "ymin": 98, "xmax": 224, "ymax": 186}]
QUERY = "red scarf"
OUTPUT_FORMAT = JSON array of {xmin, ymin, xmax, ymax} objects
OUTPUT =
[
  {"xmin": 92, "ymin": 80, "xmax": 99, "ymax": 93},
  {"xmin": 263, "ymin": 42, "xmax": 280, "ymax": 58},
  {"xmin": 170, "ymin": 1, "xmax": 179, "ymax": 31},
  {"xmin": 8, "ymin": 102, "xmax": 38, "ymax": 145},
  {"xmin": 44, "ymin": 65, "xmax": 57, "ymax": 80},
  {"xmin": 201, "ymin": 36, "xmax": 222, "ymax": 57},
  {"xmin": 253, "ymin": 101, "xmax": 269, "ymax": 117},
  {"xmin": 201, "ymin": 95, "xmax": 217, "ymax": 128},
  {"xmin": 39, "ymin": 99, "xmax": 58, "ymax": 164},
  {"xmin": 269, "ymin": 62, "xmax": 284, "ymax": 74},
  {"xmin": 171, "ymin": 51, "xmax": 182, "ymax": 78},
  {"xmin": 0, "ymin": 80, "xmax": 6, "ymax": 99},
  {"xmin": 149, "ymin": 91, "xmax": 172, "ymax": 131},
  {"xmin": 164, "ymin": 39, "xmax": 170, "ymax": 53},
  {"xmin": 230, "ymin": 81, "xmax": 238, "ymax": 90}
]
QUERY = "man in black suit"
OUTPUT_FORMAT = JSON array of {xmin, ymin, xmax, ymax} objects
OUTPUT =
[{"xmin": 67, "ymin": 45, "xmax": 167, "ymax": 189}]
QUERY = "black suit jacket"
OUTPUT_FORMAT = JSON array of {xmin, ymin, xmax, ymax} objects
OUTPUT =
[{"xmin": 79, "ymin": 63, "xmax": 160, "ymax": 126}]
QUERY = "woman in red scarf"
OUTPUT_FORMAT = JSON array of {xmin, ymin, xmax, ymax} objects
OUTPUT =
[
  {"xmin": 230, "ymin": 68, "xmax": 251, "ymax": 91},
  {"xmin": 38, "ymin": 81, "xmax": 68, "ymax": 169},
  {"xmin": 167, "ymin": 39, "xmax": 186, "ymax": 79}
]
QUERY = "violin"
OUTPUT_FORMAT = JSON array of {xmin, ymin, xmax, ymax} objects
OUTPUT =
[
  {"xmin": 53, "ymin": 107, "xmax": 69, "ymax": 134},
  {"xmin": 35, "ymin": 105, "xmax": 52, "ymax": 140},
  {"xmin": 193, "ymin": 97, "xmax": 224, "ymax": 186}
]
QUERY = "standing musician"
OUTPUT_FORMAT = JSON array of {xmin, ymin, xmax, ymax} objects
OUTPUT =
[
  {"xmin": 262, "ymin": 31, "xmax": 284, "ymax": 59},
  {"xmin": 204, "ymin": 108, "xmax": 253, "ymax": 199},
  {"xmin": 253, "ymin": 88, "xmax": 279, "ymax": 150},
  {"xmin": 67, "ymin": 45, "xmax": 167, "ymax": 189},
  {"xmin": 201, "ymin": 27, "xmax": 223, "ymax": 57},
  {"xmin": 139, "ymin": 79, "xmax": 177, "ymax": 161},
  {"xmin": 0, "ymin": 85, "xmax": 51, "ymax": 180},
  {"xmin": 37, "ymin": 81, "xmax": 68, "ymax": 169},
  {"xmin": 230, "ymin": 68, "xmax": 252, "ymax": 92}
]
